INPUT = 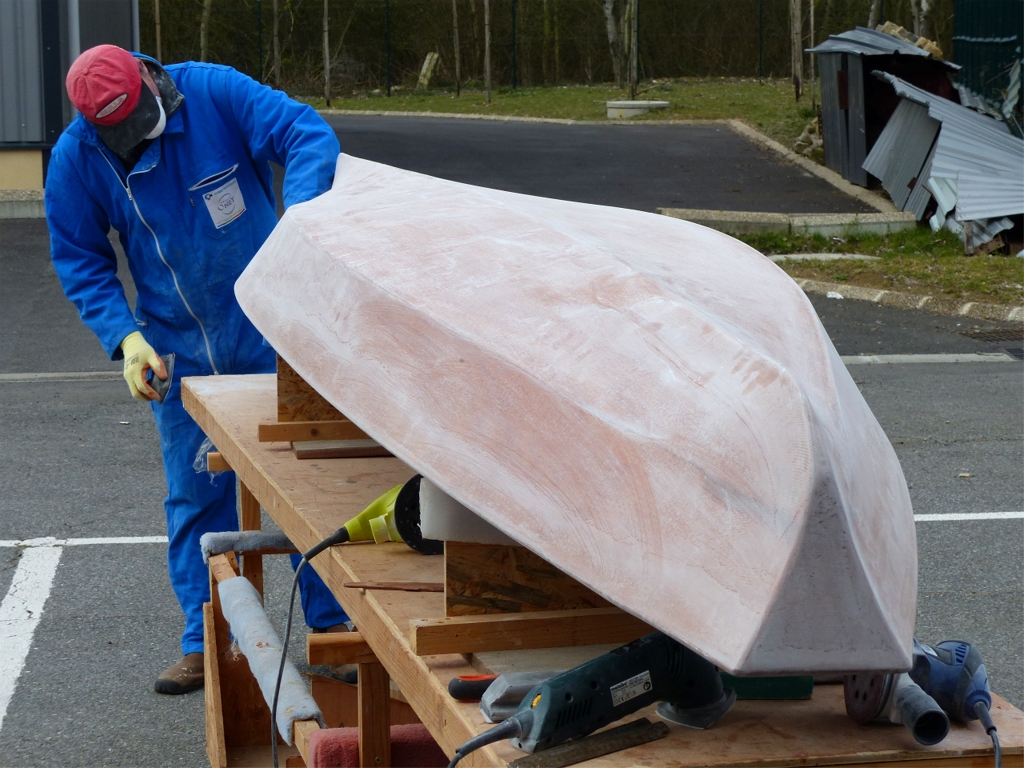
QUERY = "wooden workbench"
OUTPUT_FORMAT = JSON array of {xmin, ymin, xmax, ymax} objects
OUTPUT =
[{"xmin": 183, "ymin": 374, "xmax": 1023, "ymax": 768}]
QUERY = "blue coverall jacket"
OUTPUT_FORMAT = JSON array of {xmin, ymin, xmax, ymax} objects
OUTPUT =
[{"xmin": 45, "ymin": 57, "xmax": 348, "ymax": 654}]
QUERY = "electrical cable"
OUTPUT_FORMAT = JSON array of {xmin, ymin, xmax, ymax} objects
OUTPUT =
[
  {"xmin": 446, "ymin": 712, "xmax": 533, "ymax": 768},
  {"xmin": 974, "ymin": 701, "xmax": 1002, "ymax": 768},
  {"xmin": 271, "ymin": 526, "xmax": 351, "ymax": 768}
]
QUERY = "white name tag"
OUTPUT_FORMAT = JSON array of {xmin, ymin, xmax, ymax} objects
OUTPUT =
[{"xmin": 203, "ymin": 177, "xmax": 246, "ymax": 229}]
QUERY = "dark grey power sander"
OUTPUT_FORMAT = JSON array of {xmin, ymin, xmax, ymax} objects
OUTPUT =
[
  {"xmin": 447, "ymin": 631, "xmax": 735, "ymax": 766},
  {"xmin": 147, "ymin": 353, "xmax": 175, "ymax": 404}
]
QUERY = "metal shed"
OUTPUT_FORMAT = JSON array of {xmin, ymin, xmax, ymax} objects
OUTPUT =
[{"xmin": 808, "ymin": 27, "xmax": 960, "ymax": 187}]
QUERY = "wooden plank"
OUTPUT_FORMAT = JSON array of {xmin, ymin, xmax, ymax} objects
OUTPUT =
[
  {"xmin": 208, "ymin": 451, "xmax": 232, "ymax": 472},
  {"xmin": 209, "ymin": 552, "xmax": 240, "ymax": 585},
  {"xmin": 310, "ymin": 673, "xmax": 421, "ymax": 729},
  {"xmin": 258, "ymin": 420, "xmax": 369, "ymax": 443},
  {"xmin": 410, "ymin": 607, "xmax": 653, "ymax": 656},
  {"xmin": 308, "ymin": 632, "xmax": 379, "ymax": 665},
  {"xmin": 239, "ymin": 483, "xmax": 264, "ymax": 598},
  {"xmin": 344, "ymin": 581, "xmax": 443, "ymax": 593},
  {"xmin": 204, "ymin": 602, "xmax": 228, "ymax": 768},
  {"xmin": 293, "ymin": 438, "xmax": 392, "ymax": 459},
  {"xmin": 278, "ymin": 353, "xmax": 345, "ymax": 423},
  {"xmin": 293, "ymin": 719, "xmax": 320, "ymax": 766},
  {"xmin": 445, "ymin": 542, "xmax": 610, "ymax": 616},
  {"xmin": 358, "ymin": 661, "xmax": 392, "ymax": 768}
]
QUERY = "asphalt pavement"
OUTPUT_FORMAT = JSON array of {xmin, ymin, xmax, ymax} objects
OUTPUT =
[{"xmin": 0, "ymin": 116, "xmax": 1020, "ymax": 766}]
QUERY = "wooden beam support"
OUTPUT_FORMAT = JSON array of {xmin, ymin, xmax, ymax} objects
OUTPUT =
[
  {"xmin": 293, "ymin": 719, "xmax": 321, "ymax": 766},
  {"xmin": 209, "ymin": 552, "xmax": 240, "ymax": 585},
  {"xmin": 410, "ymin": 607, "xmax": 653, "ymax": 656},
  {"xmin": 358, "ymin": 661, "xmax": 391, "ymax": 768},
  {"xmin": 258, "ymin": 420, "xmax": 369, "ymax": 443},
  {"xmin": 239, "ymin": 483, "xmax": 264, "ymax": 597},
  {"xmin": 207, "ymin": 451, "xmax": 231, "ymax": 472},
  {"xmin": 203, "ymin": 602, "xmax": 228, "ymax": 768},
  {"xmin": 293, "ymin": 438, "xmax": 392, "ymax": 460},
  {"xmin": 308, "ymin": 632, "xmax": 379, "ymax": 666}
]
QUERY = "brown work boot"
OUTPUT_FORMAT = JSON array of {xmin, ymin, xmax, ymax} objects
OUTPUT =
[
  {"xmin": 154, "ymin": 652, "xmax": 204, "ymax": 695},
  {"xmin": 313, "ymin": 623, "xmax": 358, "ymax": 684}
]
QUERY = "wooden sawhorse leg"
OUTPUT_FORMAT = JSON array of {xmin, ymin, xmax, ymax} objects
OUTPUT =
[{"xmin": 239, "ymin": 482, "xmax": 264, "ymax": 597}]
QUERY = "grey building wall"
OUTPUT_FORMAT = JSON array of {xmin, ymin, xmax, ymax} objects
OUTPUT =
[
  {"xmin": 1, "ymin": 0, "xmax": 139, "ymax": 147},
  {"xmin": 0, "ymin": 0, "xmax": 45, "ymax": 143}
]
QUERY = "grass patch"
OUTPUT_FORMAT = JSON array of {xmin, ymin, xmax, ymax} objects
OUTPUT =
[
  {"xmin": 736, "ymin": 228, "xmax": 1024, "ymax": 305},
  {"xmin": 298, "ymin": 77, "xmax": 816, "ymax": 147}
]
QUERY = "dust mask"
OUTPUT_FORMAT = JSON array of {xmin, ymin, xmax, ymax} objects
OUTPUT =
[{"xmin": 145, "ymin": 97, "xmax": 166, "ymax": 140}]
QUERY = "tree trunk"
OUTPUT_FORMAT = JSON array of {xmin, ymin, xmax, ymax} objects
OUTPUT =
[
  {"xmin": 867, "ymin": 0, "xmax": 880, "ymax": 29},
  {"xmin": 602, "ymin": 0, "xmax": 621, "ymax": 87},
  {"xmin": 155, "ymin": 0, "xmax": 162, "ymax": 60},
  {"xmin": 553, "ymin": 0, "xmax": 560, "ymax": 82},
  {"xmin": 790, "ymin": 0, "xmax": 802, "ymax": 101},
  {"xmin": 628, "ymin": 0, "xmax": 637, "ymax": 98},
  {"xmin": 542, "ymin": 0, "xmax": 551, "ymax": 83},
  {"xmin": 452, "ymin": 0, "xmax": 461, "ymax": 95},
  {"xmin": 200, "ymin": 0, "xmax": 213, "ymax": 62},
  {"xmin": 484, "ymin": 0, "xmax": 491, "ymax": 104},
  {"xmin": 910, "ymin": 0, "xmax": 932, "ymax": 39},
  {"xmin": 323, "ymin": 0, "xmax": 330, "ymax": 106},
  {"xmin": 273, "ymin": 0, "xmax": 280, "ymax": 85}
]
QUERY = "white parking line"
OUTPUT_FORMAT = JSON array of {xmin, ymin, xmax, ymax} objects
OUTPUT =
[
  {"xmin": 0, "ymin": 371, "xmax": 122, "ymax": 383},
  {"xmin": 841, "ymin": 353, "xmax": 1016, "ymax": 364},
  {"xmin": 0, "ymin": 536, "xmax": 168, "ymax": 548},
  {"xmin": 0, "ymin": 546, "xmax": 63, "ymax": 733},
  {"xmin": 914, "ymin": 511, "xmax": 1024, "ymax": 522}
]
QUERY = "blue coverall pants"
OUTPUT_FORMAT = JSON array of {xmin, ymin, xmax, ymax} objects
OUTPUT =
[{"xmin": 153, "ymin": 381, "xmax": 348, "ymax": 655}]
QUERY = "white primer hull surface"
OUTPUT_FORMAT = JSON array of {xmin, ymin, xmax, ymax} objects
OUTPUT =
[{"xmin": 236, "ymin": 155, "xmax": 916, "ymax": 674}]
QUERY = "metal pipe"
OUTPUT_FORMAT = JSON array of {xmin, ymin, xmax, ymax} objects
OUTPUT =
[
  {"xmin": 453, "ymin": 0, "xmax": 461, "ymax": 96},
  {"xmin": 131, "ymin": 0, "xmax": 140, "ymax": 51},
  {"xmin": 484, "ymin": 0, "xmax": 491, "ymax": 104},
  {"xmin": 68, "ymin": 0, "xmax": 80, "ymax": 62}
]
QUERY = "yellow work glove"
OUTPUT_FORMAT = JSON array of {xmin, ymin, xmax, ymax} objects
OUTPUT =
[{"xmin": 121, "ymin": 331, "xmax": 166, "ymax": 401}]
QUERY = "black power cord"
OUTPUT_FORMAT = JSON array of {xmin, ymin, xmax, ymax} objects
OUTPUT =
[
  {"xmin": 974, "ymin": 701, "xmax": 1002, "ymax": 768},
  {"xmin": 447, "ymin": 712, "xmax": 534, "ymax": 768},
  {"xmin": 271, "ymin": 526, "xmax": 351, "ymax": 768}
]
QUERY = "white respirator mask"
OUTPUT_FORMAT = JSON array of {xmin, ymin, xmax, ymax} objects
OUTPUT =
[{"xmin": 145, "ymin": 97, "xmax": 166, "ymax": 140}]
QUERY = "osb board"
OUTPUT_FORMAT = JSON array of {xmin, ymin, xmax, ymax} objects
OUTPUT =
[
  {"xmin": 309, "ymin": 673, "xmax": 421, "ymax": 729},
  {"xmin": 277, "ymin": 353, "xmax": 344, "ymax": 423},
  {"xmin": 445, "ymin": 542, "xmax": 611, "ymax": 616},
  {"xmin": 183, "ymin": 375, "xmax": 1024, "ymax": 767}
]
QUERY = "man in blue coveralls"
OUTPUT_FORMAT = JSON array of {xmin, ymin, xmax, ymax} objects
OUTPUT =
[{"xmin": 45, "ymin": 44, "xmax": 351, "ymax": 694}]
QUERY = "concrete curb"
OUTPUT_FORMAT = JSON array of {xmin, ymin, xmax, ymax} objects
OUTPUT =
[
  {"xmin": 0, "ymin": 190, "xmax": 44, "ymax": 219},
  {"xmin": 658, "ymin": 208, "xmax": 916, "ymax": 236},
  {"xmin": 794, "ymin": 278, "xmax": 1024, "ymax": 323}
]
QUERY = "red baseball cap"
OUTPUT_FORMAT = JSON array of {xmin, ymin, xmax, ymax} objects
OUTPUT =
[{"xmin": 66, "ymin": 45, "xmax": 162, "ymax": 154}]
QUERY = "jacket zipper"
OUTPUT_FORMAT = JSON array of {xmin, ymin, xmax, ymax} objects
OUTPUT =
[{"xmin": 100, "ymin": 150, "xmax": 220, "ymax": 374}]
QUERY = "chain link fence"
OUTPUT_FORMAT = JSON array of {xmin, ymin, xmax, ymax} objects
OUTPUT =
[{"xmin": 137, "ymin": 0, "xmax": 956, "ymax": 96}]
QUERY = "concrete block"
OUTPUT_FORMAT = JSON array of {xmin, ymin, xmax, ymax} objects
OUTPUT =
[
  {"xmin": 0, "ymin": 190, "xmax": 45, "ymax": 219},
  {"xmin": 606, "ymin": 100, "xmax": 670, "ymax": 118},
  {"xmin": 790, "ymin": 212, "xmax": 917, "ymax": 237}
]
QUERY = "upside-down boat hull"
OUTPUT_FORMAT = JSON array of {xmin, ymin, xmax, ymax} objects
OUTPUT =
[{"xmin": 235, "ymin": 155, "xmax": 916, "ymax": 674}]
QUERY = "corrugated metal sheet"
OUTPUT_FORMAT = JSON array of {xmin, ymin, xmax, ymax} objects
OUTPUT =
[
  {"xmin": 0, "ymin": 0, "xmax": 44, "ymax": 143},
  {"xmin": 876, "ymin": 72, "xmax": 1024, "ymax": 219},
  {"xmin": 818, "ymin": 53, "xmax": 845, "ymax": 175},
  {"xmin": 808, "ymin": 27, "xmax": 960, "ymax": 69},
  {"xmin": 863, "ymin": 98, "xmax": 941, "ymax": 212},
  {"xmin": 953, "ymin": 0, "xmax": 1023, "ymax": 106}
]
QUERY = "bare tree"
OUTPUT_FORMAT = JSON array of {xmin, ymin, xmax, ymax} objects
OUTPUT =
[
  {"xmin": 323, "ymin": 0, "xmax": 330, "ymax": 106},
  {"xmin": 909, "ymin": 0, "xmax": 932, "ymax": 39},
  {"xmin": 200, "ymin": 0, "xmax": 213, "ymax": 61},
  {"xmin": 273, "ymin": 0, "xmax": 280, "ymax": 85},
  {"xmin": 867, "ymin": 0, "xmax": 880, "ymax": 29},
  {"xmin": 484, "ymin": 0, "xmax": 491, "ymax": 104},
  {"xmin": 602, "ymin": 0, "xmax": 622, "ymax": 87},
  {"xmin": 790, "ymin": 0, "xmax": 802, "ymax": 100},
  {"xmin": 452, "ymin": 0, "xmax": 461, "ymax": 95},
  {"xmin": 155, "ymin": 0, "xmax": 162, "ymax": 60}
]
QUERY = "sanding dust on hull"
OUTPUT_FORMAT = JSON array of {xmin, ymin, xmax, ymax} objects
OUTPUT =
[{"xmin": 235, "ymin": 154, "xmax": 917, "ymax": 675}]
